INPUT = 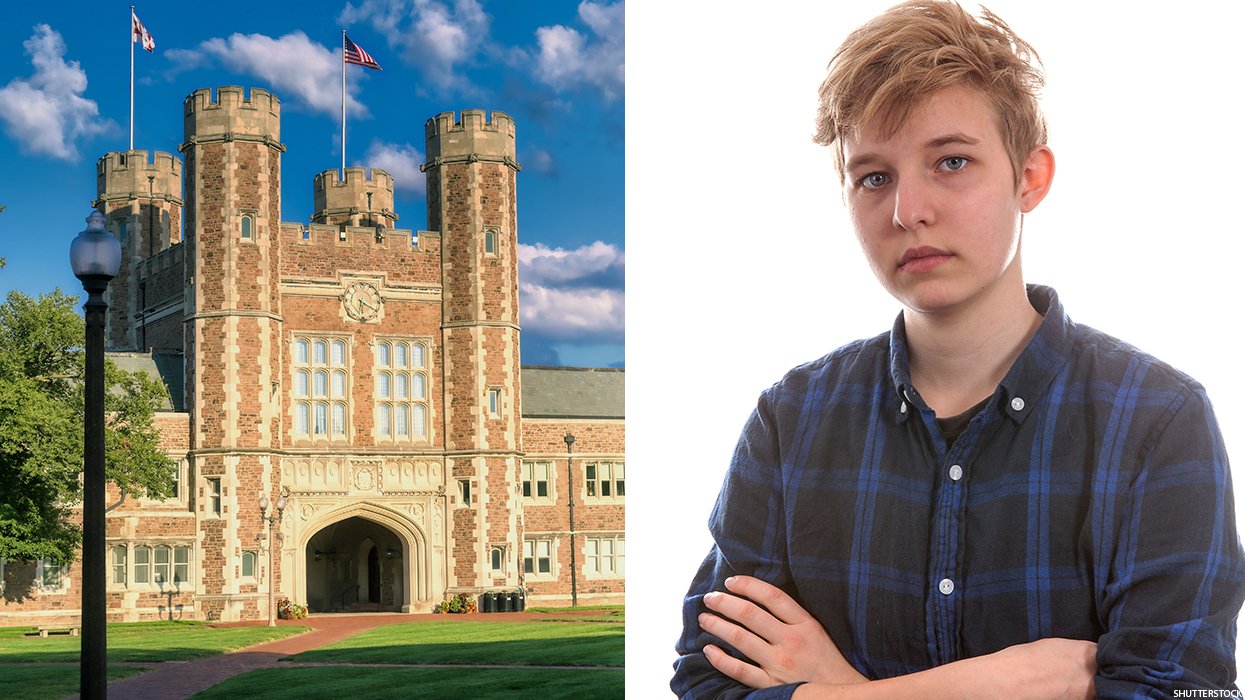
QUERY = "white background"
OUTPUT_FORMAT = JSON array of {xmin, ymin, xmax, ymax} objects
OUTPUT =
[{"xmin": 626, "ymin": 1, "xmax": 1245, "ymax": 696}]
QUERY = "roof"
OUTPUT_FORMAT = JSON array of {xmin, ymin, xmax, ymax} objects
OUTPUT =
[
  {"xmin": 520, "ymin": 366, "xmax": 624, "ymax": 419},
  {"xmin": 106, "ymin": 351, "xmax": 184, "ymax": 411}
]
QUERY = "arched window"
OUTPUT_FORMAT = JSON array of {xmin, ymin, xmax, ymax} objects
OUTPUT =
[
  {"xmin": 484, "ymin": 229, "xmax": 497, "ymax": 255},
  {"xmin": 241, "ymin": 214, "xmax": 254, "ymax": 239}
]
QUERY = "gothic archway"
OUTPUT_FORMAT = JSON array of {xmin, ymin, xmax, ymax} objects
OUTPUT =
[{"xmin": 296, "ymin": 502, "xmax": 429, "ymax": 613}]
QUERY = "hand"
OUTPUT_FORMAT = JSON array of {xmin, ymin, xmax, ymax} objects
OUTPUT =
[{"xmin": 699, "ymin": 575, "xmax": 868, "ymax": 689}]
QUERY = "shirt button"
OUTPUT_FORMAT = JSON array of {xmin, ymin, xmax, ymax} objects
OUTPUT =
[
  {"xmin": 1010, "ymin": 397, "xmax": 1025, "ymax": 411},
  {"xmin": 938, "ymin": 578, "xmax": 955, "ymax": 595},
  {"xmin": 949, "ymin": 464, "xmax": 963, "ymax": 481}
]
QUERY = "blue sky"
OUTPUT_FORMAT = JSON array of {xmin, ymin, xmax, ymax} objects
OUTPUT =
[{"xmin": 0, "ymin": 0, "xmax": 624, "ymax": 368}]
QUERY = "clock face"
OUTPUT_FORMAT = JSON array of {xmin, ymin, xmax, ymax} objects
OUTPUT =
[{"xmin": 343, "ymin": 282, "xmax": 382, "ymax": 321}]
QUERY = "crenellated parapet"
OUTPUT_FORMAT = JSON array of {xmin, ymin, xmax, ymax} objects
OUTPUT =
[
  {"xmin": 312, "ymin": 167, "xmax": 398, "ymax": 227},
  {"xmin": 421, "ymin": 110, "xmax": 520, "ymax": 173},
  {"xmin": 181, "ymin": 86, "xmax": 284, "ymax": 151},
  {"xmin": 93, "ymin": 150, "xmax": 184, "ymax": 209}
]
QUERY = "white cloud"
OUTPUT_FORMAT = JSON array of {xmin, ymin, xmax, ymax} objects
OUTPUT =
[
  {"xmin": 0, "ymin": 25, "xmax": 113, "ymax": 160},
  {"xmin": 524, "ymin": 147, "xmax": 555, "ymax": 176},
  {"xmin": 340, "ymin": 0, "xmax": 489, "ymax": 92},
  {"xmin": 166, "ymin": 32, "xmax": 367, "ymax": 119},
  {"xmin": 518, "ymin": 241, "xmax": 624, "ymax": 342},
  {"xmin": 359, "ymin": 141, "xmax": 426, "ymax": 195},
  {"xmin": 534, "ymin": 1, "xmax": 624, "ymax": 100}
]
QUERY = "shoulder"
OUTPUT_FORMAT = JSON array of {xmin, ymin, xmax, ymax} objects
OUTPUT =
[{"xmin": 1064, "ymin": 320, "xmax": 1206, "ymax": 400}]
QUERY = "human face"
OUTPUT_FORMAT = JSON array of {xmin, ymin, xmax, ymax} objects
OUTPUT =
[{"xmin": 842, "ymin": 85, "xmax": 1051, "ymax": 318}]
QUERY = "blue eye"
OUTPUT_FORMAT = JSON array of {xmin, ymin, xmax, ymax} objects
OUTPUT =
[
  {"xmin": 859, "ymin": 172, "xmax": 890, "ymax": 189},
  {"xmin": 939, "ymin": 156, "xmax": 968, "ymax": 172}
]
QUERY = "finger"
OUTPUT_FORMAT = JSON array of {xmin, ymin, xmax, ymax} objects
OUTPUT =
[
  {"xmin": 703, "ymin": 643, "xmax": 778, "ymax": 689},
  {"xmin": 703, "ymin": 590, "xmax": 784, "ymax": 644},
  {"xmin": 724, "ymin": 575, "xmax": 817, "ymax": 626},
  {"xmin": 699, "ymin": 611, "xmax": 775, "ymax": 666}
]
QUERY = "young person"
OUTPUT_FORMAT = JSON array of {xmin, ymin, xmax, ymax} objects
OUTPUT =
[{"xmin": 671, "ymin": 2, "xmax": 1245, "ymax": 697}]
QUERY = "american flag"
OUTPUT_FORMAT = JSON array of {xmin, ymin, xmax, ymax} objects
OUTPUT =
[
  {"xmin": 344, "ymin": 35, "xmax": 381, "ymax": 70},
  {"xmin": 132, "ymin": 11, "xmax": 155, "ymax": 53}
]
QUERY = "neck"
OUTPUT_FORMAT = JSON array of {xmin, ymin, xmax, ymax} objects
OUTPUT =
[{"xmin": 904, "ymin": 277, "xmax": 1041, "ymax": 417}]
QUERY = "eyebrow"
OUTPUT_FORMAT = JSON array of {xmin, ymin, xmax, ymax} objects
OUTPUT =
[{"xmin": 845, "ymin": 132, "xmax": 982, "ymax": 172}]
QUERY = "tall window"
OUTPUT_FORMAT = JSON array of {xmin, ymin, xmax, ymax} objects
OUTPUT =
[
  {"xmin": 134, "ymin": 546, "xmax": 151, "ymax": 584},
  {"xmin": 241, "ymin": 551, "xmax": 257, "ymax": 578},
  {"xmin": 206, "ymin": 478, "xmax": 221, "ymax": 516},
  {"xmin": 585, "ymin": 536, "xmax": 625, "ymax": 578},
  {"xmin": 174, "ymin": 547, "xmax": 190, "ymax": 584},
  {"xmin": 375, "ymin": 339, "xmax": 429, "ymax": 441},
  {"xmin": 484, "ymin": 228, "xmax": 498, "ymax": 255},
  {"xmin": 293, "ymin": 336, "xmax": 350, "ymax": 442},
  {"xmin": 240, "ymin": 213, "xmax": 254, "ymax": 239},
  {"xmin": 522, "ymin": 462, "xmax": 552, "ymax": 502},
  {"xmin": 153, "ymin": 545, "xmax": 171, "ymax": 585},
  {"xmin": 585, "ymin": 462, "xmax": 625, "ymax": 502},
  {"xmin": 38, "ymin": 559, "xmax": 66, "ymax": 590},
  {"xmin": 111, "ymin": 546, "xmax": 127, "ymax": 585},
  {"xmin": 487, "ymin": 388, "xmax": 502, "ymax": 417},
  {"xmin": 523, "ymin": 538, "xmax": 554, "ymax": 579},
  {"xmin": 490, "ymin": 546, "xmax": 506, "ymax": 574}
]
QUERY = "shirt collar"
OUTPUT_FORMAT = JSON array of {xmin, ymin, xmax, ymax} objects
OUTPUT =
[{"xmin": 888, "ymin": 284, "xmax": 1074, "ymax": 424}]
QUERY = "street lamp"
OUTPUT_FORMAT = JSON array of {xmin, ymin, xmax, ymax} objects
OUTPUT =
[
  {"xmin": 69, "ymin": 209, "xmax": 122, "ymax": 700},
  {"xmin": 259, "ymin": 491, "xmax": 288, "ymax": 627},
  {"xmin": 563, "ymin": 433, "xmax": 578, "ymax": 608}
]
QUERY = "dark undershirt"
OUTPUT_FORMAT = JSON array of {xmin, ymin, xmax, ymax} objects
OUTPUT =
[{"xmin": 936, "ymin": 395, "xmax": 993, "ymax": 447}]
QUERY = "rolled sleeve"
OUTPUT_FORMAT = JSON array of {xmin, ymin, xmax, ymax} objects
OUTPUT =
[
  {"xmin": 672, "ymin": 392, "xmax": 804, "ymax": 699},
  {"xmin": 1095, "ymin": 386, "xmax": 1245, "ymax": 697}
]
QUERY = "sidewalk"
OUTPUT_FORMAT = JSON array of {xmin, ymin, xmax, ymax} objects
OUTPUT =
[{"xmin": 66, "ymin": 610, "xmax": 602, "ymax": 700}]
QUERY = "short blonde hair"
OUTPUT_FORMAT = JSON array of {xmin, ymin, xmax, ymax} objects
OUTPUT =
[{"xmin": 814, "ymin": 1, "xmax": 1046, "ymax": 184}]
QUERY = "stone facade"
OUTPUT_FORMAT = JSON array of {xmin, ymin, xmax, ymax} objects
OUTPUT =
[{"xmin": 0, "ymin": 86, "xmax": 624, "ymax": 625}]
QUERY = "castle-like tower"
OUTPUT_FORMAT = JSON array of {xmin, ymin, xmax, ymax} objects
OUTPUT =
[
  {"xmin": 181, "ymin": 86, "xmax": 287, "ymax": 620},
  {"xmin": 312, "ymin": 167, "xmax": 398, "ymax": 228},
  {"xmin": 93, "ymin": 150, "xmax": 183, "ymax": 351},
  {"xmin": 423, "ymin": 110, "xmax": 524, "ymax": 594}
]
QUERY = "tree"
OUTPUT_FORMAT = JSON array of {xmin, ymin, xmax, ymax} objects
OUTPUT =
[{"xmin": 0, "ymin": 289, "xmax": 175, "ymax": 569}]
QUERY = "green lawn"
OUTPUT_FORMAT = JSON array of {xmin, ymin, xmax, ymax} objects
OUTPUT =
[
  {"xmin": 287, "ymin": 619, "xmax": 623, "ymax": 667},
  {"xmin": 0, "ymin": 620, "xmax": 306, "ymax": 663},
  {"xmin": 192, "ymin": 666, "xmax": 623, "ymax": 700},
  {"xmin": 0, "ymin": 620, "xmax": 307, "ymax": 700},
  {"xmin": 0, "ymin": 663, "xmax": 149, "ymax": 700}
]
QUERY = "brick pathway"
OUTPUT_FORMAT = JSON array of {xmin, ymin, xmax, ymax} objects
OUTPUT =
[{"xmin": 64, "ymin": 610, "xmax": 610, "ymax": 700}]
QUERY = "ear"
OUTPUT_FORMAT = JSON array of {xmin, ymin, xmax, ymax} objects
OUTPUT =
[{"xmin": 1018, "ymin": 145, "xmax": 1055, "ymax": 213}]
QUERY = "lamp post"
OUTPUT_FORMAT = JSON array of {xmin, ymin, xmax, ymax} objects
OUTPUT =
[
  {"xmin": 563, "ymin": 434, "xmax": 578, "ymax": 608},
  {"xmin": 259, "ymin": 491, "xmax": 287, "ymax": 627},
  {"xmin": 69, "ymin": 210, "xmax": 122, "ymax": 700}
]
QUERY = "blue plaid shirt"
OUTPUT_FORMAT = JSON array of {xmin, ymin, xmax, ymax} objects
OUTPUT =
[{"xmin": 673, "ymin": 286, "xmax": 1245, "ymax": 698}]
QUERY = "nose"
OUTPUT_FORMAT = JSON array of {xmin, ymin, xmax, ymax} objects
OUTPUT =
[{"xmin": 891, "ymin": 178, "xmax": 934, "ymax": 231}]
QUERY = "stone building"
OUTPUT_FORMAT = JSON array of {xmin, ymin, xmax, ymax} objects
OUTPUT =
[{"xmin": 0, "ymin": 85, "xmax": 624, "ymax": 624}]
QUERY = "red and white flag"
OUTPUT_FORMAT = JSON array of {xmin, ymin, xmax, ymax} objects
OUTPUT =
[
  {"xmin": 344, "ymin": 34, "xmax": 381, "ymax": 70},
  {"xmin": 132, "ymin": 10, "xmax": 155, "ymax": 52}
]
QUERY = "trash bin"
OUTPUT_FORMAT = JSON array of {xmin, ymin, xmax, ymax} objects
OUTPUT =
[
  {"xmin": 498, "ymin": 590, "xmax": 512, "ymax": 612},
  {"xmin": 511, "ymin": 589, "xmax": 525, "ymax": 612},
  {"xmin": 479, "ymin": 591, "xmax": 496, "ymax": 613}
]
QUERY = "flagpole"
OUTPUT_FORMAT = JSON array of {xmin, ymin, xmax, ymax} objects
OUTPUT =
[
  {"xmin": 341, "ymin": 30, "xmax": 347, "ymax": 178},
  {"xmin": 130, "ymin": 6, "xmax": 135, "ymax": 151}
]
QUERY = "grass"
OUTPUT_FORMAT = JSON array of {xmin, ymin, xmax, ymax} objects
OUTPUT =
[
  {"xmin": 289, "ymin": 619, "xmax": 624, "ymax": 667},
  {"xmin": 0, "ymin": 663, "xmax": 149, "ymax": 700},
  {"xmin": 192, "ymin": 666, "xmax": 623, "ymax": 700},
  {"xmin": 0, "ymin": 620, "xmax": 307, "ymax": 663},
  {"xmin": 527, "ymin": 605, "xmax": 625, "ymax": 623},
  {"xmin": 0, "ymin": 620, "xmax": 307, "ymax": 699}
]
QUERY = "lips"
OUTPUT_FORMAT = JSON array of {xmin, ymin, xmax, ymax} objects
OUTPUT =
[{"xmin": 898, "ymin": 246, "xmax": 953, "ymax": 273}]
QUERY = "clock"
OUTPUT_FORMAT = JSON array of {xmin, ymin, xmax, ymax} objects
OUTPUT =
[{"xmin": 343, "ymin": 282, "xmax": 382, "ymax": 321}]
